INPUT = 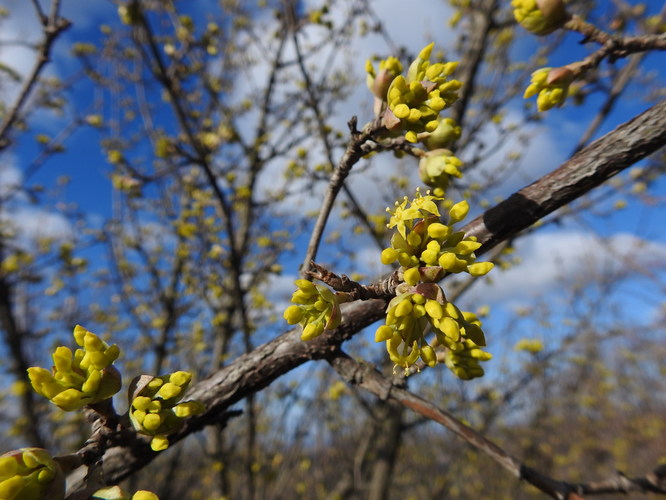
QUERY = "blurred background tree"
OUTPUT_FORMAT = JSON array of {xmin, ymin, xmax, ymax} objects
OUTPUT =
[{"xmin": 0, "ymin": 0, "xmax": 664, "ymax": 498}]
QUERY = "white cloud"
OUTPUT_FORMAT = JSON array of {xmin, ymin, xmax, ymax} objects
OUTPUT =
[
  {"xmin": 469, "ymin": 230, "xmax": 666, "ymax": 308},
  {"xmin": 0, "ymin": 162, "xmax": 72, "ymax": 246},
  {"xmin": 3, "ymin": 207, "xmax": 73, "ymax": 242}
]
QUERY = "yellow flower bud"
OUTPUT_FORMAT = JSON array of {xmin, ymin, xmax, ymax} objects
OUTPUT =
[
  {"xmin": 468, "ymin": 261, "xmax": 494, "ymax": 276},
  {"xmin": 375, "ymin": 325, "xmax": 394, "ymax": 343},
  {"xmin": 425, "ymin": 300, "xmax": 444, "ymax": 319},
  {"xmin": 403, "ymin": 267, "xmax": 421, "ymax": 286},
  {"xmin": 420, "ymin": 344, "xmax": 437, "ymax": 367},
  {"xmin": 150, "ymin": 435, "xmax": 169, "ymax": 452},
  {"xmin": 283, "ymin": 305, "xmax": 304, "ymax": 324},
  {"xmin": 427, "ymin": 222, "xmax": 450, "ymax": 240},
  {"xmin": 448, "ymin": 200, "xmax": 469, "ymax": 223},
  {"xmin": 157, "ymin": 383, "xmax": 181, "ymax": 400},
  {"xmin": 381, "ymin": 247, "xmax": 399, "ymax": 265},
  {"xmin": 143, "ymin": 413, "xmax": 162, "ymax": 431}
]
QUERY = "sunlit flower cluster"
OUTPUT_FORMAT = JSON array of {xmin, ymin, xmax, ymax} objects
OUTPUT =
[
  {"xmin": 381, "ymin": 191, "xmax": 493, "ymax": 282},
  {"xmin": 367, "ymin": 43, "xmax": 462, "ymax": 144},
  {"xmin": 375, "ymin": 282, "xmax": 488, "ymax": 374},
  {"xmin": 376, "ymin": 191, "xmax": 493, "ymax": 376},
  {"xmin": 524, "ymin": 66, "xmax": 574, "ymax": 111},
  {"xmin": 129, "ymin": 371, "xmax": 205, "ymax": 452},
  {"xmin": 283, "ymin": 279, "xmax": 341, "ymax": 340},
  {"xmin": 511, "ymin": 0, "xmax": 568, "ymax": 35},
  {"xmin": 0, "ymin": 448, "xmax": 64, "ymax": 500},
  {"xmin": 27, "ymin": 325, "xmax": 122, "ymax": 411}
]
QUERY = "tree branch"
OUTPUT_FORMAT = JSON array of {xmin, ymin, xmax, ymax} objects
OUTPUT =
[{"xmin": 66, "ymin": 99, "xmax": 666, "ymax": 493}]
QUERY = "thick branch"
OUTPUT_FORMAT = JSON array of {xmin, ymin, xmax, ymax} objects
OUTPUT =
[{"xmin": 464, "ymin": 99, "xmax": 666, "ymax": 252}]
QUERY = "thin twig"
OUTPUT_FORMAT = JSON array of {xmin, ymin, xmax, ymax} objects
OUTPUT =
[
  {"xmin": 327, "ymin": 349, "xmax": 666, "ymax": 499},
  {"xmin": 0, "ymin": 0, "xmax": 70, "ymax": 150},
  {"xmin": 300, "ymin": 116, "xmax": 384, "ymax": 271}
]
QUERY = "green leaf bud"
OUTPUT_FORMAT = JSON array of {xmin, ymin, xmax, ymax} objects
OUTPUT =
[{"xmin": 463, "ymin": 323, "xmax": 487, "ymax": 346}]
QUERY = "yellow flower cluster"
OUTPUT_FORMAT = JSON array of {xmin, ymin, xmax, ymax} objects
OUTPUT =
[
  {"xmin": 524, "ymin": 66, "xmax": 574, "ymax": 111},
  {"xmin": 511, "ymin": 0, "xmax": 568, "ymax": 35},
  {"xmin": 376, "ymin": 284, "xmax": 488, "ymax": 374},
  {"xmin": 382, "ymin": 192, "xmax": 493, "ymax": 282},
  {"xmin": 376, "ymin": 191, "xmax": 493, "ymax": 376},
  {"xmin": 129, "ymin": 371, "xmax": 205, "ymax": 452},
  {"xmin": 367, "ymin": 43, "xmax": 462, "ymax": 144},
  {"xmin": 444, "ymin": 336, "xmax": 492, "ymax": 380},
  {"xmin": 27, "ymin": 325, "xmax": 122, "ymax": 411},
  {"xmin": 283, "ymin": 279, "xmax": 342, "ymax": 340},
  {"xmin": 0, "ymin": 448, "xmax": 64, "ymax": 500}
]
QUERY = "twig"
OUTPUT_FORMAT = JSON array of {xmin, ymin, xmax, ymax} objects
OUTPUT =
[
  {"xmin": 564, "ymin": 15, "xmax": 666, "ymax": 75},
  {"xmin": 300, "ymin": 116, "xmax": 384, "ymax": 271},
  {"xmin": 0, "ymin": 0, "xmax": 71, "ymax": 150},
  {"xmin": 304, "ymin": 261, "xmax": 399, "ymax": 300},
  {"xmin": 327, "ymin": 349, "xmax": 666, "ymax": 498}
]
